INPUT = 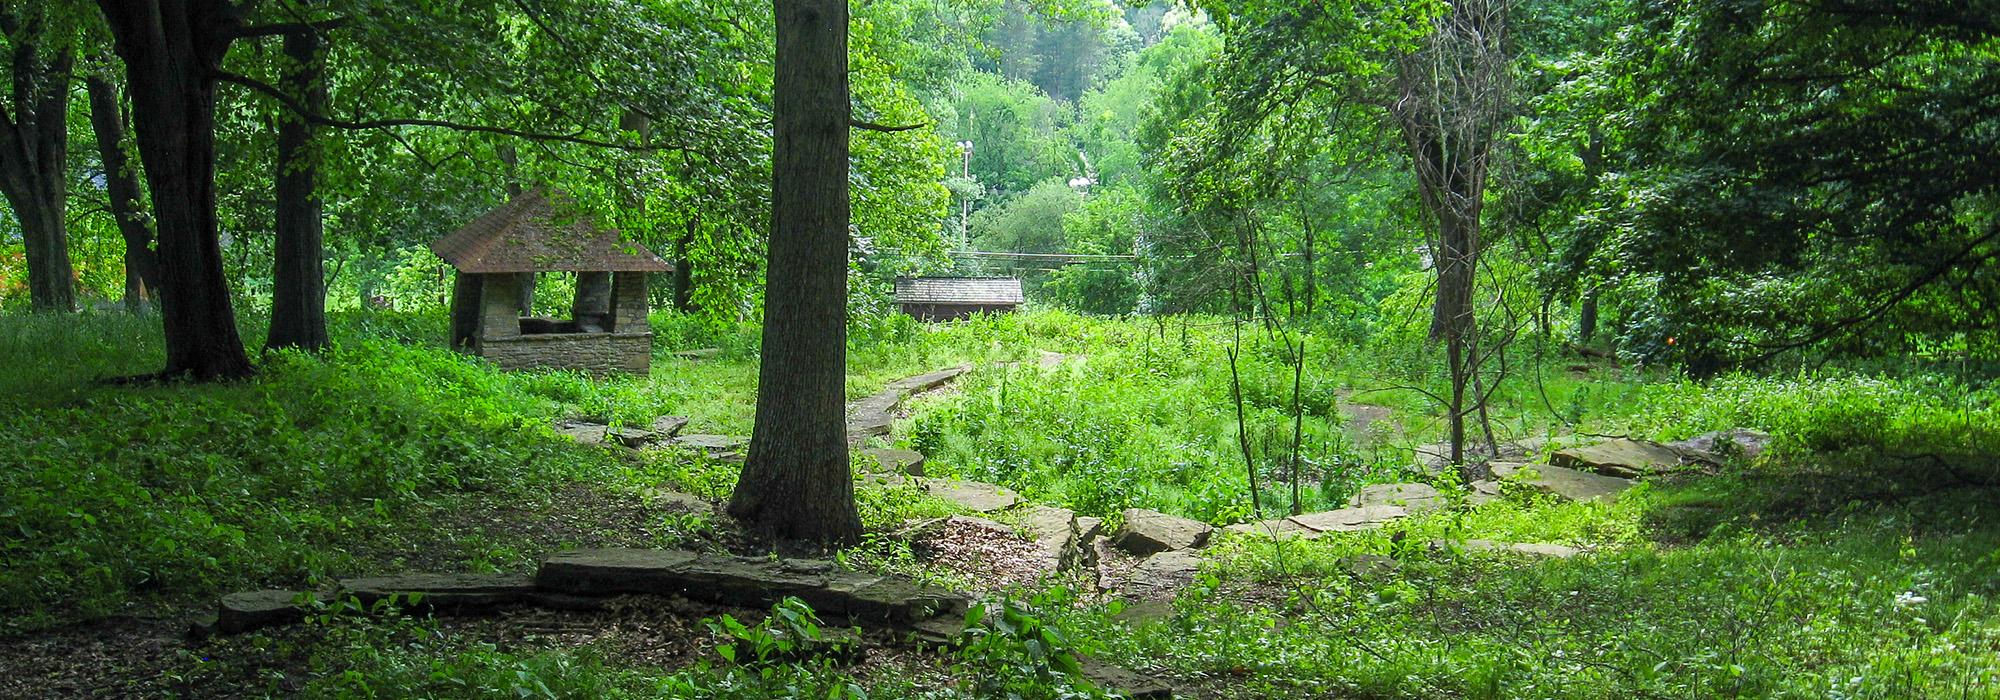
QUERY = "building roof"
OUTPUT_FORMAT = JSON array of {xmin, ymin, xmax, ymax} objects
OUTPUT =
[
  {"xmin": 431, "ymin": 189, "xmax": 672, "ymax": 274},
  {"xmin": 895, "ymin": 277, "xmax": 1025, "ymax": 305}
]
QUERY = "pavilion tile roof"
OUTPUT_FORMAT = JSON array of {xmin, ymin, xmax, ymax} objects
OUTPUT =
[
  {"xmin": 894, "ymin": 277, "xmax": 1025, "ymax": 305},
  {"xmin": 430, "ymin": 189, "xmax": 671, "ymax": 274}
]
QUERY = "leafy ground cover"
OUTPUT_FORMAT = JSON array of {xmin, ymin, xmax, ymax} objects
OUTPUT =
[{"xmin": 2, "ymin": 309, "xmax": 1996, "ymax": 698}]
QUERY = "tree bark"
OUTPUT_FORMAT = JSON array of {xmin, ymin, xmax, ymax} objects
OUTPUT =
[
  {"xmin": 672, "ymin": 216, "xmax": 695, "ymax": 312},
  {"xmin": 0, "ymin": 8, "xmax": 75, "ymax": 312},
  {"xmin": 86, "ymin": 71, "xmax": 160, "ymax": 313},
  {"xmin": 727, "ymin": 0, "xmax": 862, "ymax": 545},
  {"xmin": 98, "ymin": 0, "xmax": 255, "ymax": 380},
  {"xmin": 266, "ymin": 26, "xmax": 329, "ymax": 352},
  {"xmin": 1577, "ymin": 286, "xmax": 1600, "ymax": 345}
]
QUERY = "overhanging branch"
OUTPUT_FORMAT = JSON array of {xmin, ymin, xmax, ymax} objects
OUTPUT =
[
  {"xmin": 850, "ymin": 119, "xmax": 926, "ymax": 133},
  {"xmin": 228, "ymin": 16, "xmax": 351, "ymax": 39},
  {"xmin": 215, "ymin": 70, "xmax": 672, "ymax": 153}
]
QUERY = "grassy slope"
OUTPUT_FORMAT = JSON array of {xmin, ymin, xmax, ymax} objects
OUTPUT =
[{"xmin": 2, "ymin": 309, "xmax": 1997, "ymax": 698}]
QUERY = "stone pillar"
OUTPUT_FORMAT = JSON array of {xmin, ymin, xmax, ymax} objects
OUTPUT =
[
  {"xmin": 448, "ymin": 271, "xmax": 483, "ymax": 351},
  {"xmin": 572, "ymin": 271, "xmax": 613, "ymax": 332},
  {"xmin": 480, "ymin": 273, "xmax": 523, "ymax": 344},
  {"xmin": 611, "ymin": 272, "xmax": 648, "ymax": 332}
]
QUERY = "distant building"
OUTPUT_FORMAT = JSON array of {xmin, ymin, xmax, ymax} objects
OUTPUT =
[
  {"xmin": 895, "ymin": 277, "xmax": 1024, "ymax": 321},
  {"xmin": 432, "ymin": 189, "xmax": 671, "ymax": 374}
]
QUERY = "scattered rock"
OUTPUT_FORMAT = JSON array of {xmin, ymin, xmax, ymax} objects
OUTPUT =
[
  {"xmin": 672, "ymin": 348, "xmax": 722, "ymax": 360},
  {"xmin": 1491, "ymin": 462, "xmax": 1635, "ymax": 503},
  {"xmin": 216, "ymin": 590, "xmax": 321, "ymax": 634},
  {"xmin": 924, "ymin": 479, "xmax": 1022, "ymax": 513},
  {"xmin": 1110, "ymin": 508, "xmax": 1213, "ymax": 556},
  {"xmin": 336, "ymin": 573, "xmax": 535, "ymax": 609},
  {"xmin": 862, "ymin": 448, "xmax": 927, "ymax": 476},
  {"xmin": 1551, "ymin": 438, "xmax": 1683, "ymax": 478},
  {"xmin": 649, "ymin": 415, "xmax": 691, "ymax": 438},
  {"xmin": 1347, "ymin": 483, "xmax": 1443, "ymax": 512},
  {"xmin": 1286, "ymin": 505, "xmax": 1408, "ymax": 533},
  {"xmin": 1670, "ymin": 429, "xmax": 1772, "ymax": 462}
]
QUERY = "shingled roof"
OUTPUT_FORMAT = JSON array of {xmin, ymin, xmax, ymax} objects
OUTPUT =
[
  {"xmin": 895, "ymin": 277, "xmax": 1025, "ymax": 305},
  {"xmin": 430, "ymin": 190, "xmax": 672, "ymax": 274}
]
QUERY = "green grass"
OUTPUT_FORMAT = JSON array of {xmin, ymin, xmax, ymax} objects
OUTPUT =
[{"xmin": 5, "ymin": 308, "xmax": 1999, "ymax": 698}]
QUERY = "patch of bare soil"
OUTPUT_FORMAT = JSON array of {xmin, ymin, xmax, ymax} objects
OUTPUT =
[
  {"xmin": 0, "ymin": 616, "xmax": 186, "ymax": 698},
  {"xmin": 908, "ymin": 517, "xmax": 1053, "ymax": 593}
]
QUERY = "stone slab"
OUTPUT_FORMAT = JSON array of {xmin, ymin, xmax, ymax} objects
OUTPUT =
[
  {"xmin": 554, "ymin": 421, "xmax": 608, "ymax": 446},
  {"xmin": 1019, "ymin": 505, "xmax": 1093, "ymax": 572},
  {"xmin": 217, "ymin": 590, "xmax": 323, "ymax": 634},
  {"xmin": 1492, "ymin": 462, "xmax": 1634, "ymax": 503},
  {"xmin": 337, "ymin": 573, "xmax": 535, "ymax": 609},
  {"xmin": 1222, "ymin": 518, "xmax": 1320, "ymax": 540},
  {"xmin": 649, "ymin": 415, "xmax": 690, "ymax": 439},
  {"xmin": 535, "ymin": 548, "xmax": 701, "ymax": 594},
  {"xmin": 1287, "ymin": 505, "xmax": 1408, "ymax": 533},
  {"xmin": 536, "ymin": 548, "xmax": 966, "ymax": 623},
  {"xmin": 672, "ymin": 434, "xmax": 746, "ymax": 453},
  {"xmin": 1551, "ymin": 438, "xmax": 1682, "ymax": 478},
  {"xmin": 1433, "ymin": 539, "xmax": 1582, "ymax": 558},
  {"xmin": 1123, "ymin": 550, "xmax": 1203, "ymax": 597},
  {"xmin": 1670, "ymin": 429, "xmax": 1772, "ymax": 462},
  {"xmin": 924, "ymin": 479, "xmax": 1022, "ymax": 513},
  {"xmin": 1468, "ymin": 479, "xmax": 1503, "ymax": 506},
  {"xmin": 1076, "ymin": 516, "xmax": 1105, "ymax": 543},
  {"xmin": 1347, "ymin": 483, "xmax": 1443, "ymax": 512},
  {"xmin": 885, "ymin": 365, "xmax": 971, "ymax": 394},
  {"xmin": 607, "ymin": 426, "xmax": 653, "ymax": 448},
  {"xmin": 1111, "ymin": 508, "xmax": 1212, "ymax": 556}
]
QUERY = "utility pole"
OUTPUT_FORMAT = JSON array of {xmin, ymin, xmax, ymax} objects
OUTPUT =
[{"xmin": 957, "ymin": 139, "xmax": 973, "ymax": 249}]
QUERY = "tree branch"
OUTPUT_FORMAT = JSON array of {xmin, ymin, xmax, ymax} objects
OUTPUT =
[
  {"xmin": 228, "ymin": 16, "xmax": 350, "ymax": 39},
  {"xmin": 850, "ymin": 119, "xmax": 926, "ymax": 133},
  {"xmin": 215, "ymin": 69, "xmax": 672, "ymax": 153}
]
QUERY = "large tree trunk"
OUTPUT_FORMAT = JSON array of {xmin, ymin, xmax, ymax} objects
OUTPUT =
[
  {"xmin": 86, "ymin": 71, "xmax": 161, "ymax": 313},
  {"xmin": 98, "ymin": 0, "xmax": 254, "ymax": 380},
  {"xmin": 1577, "ymin": 286, "xmax": 1600, "ymax": 345},
  {"xmin": 672, "ymin": 216, "xmax": 695, "ymax": 312},
  {"xmin": 727, "ymin": 0, "xmax": 862, "ymax": 545},
  {"xmin": 266, "ymin": 27, "xmax": 329, "ymax": 352},
  {"xmin": 0, "ymin": 9, "xmax": 75, "ymax": 312}
]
